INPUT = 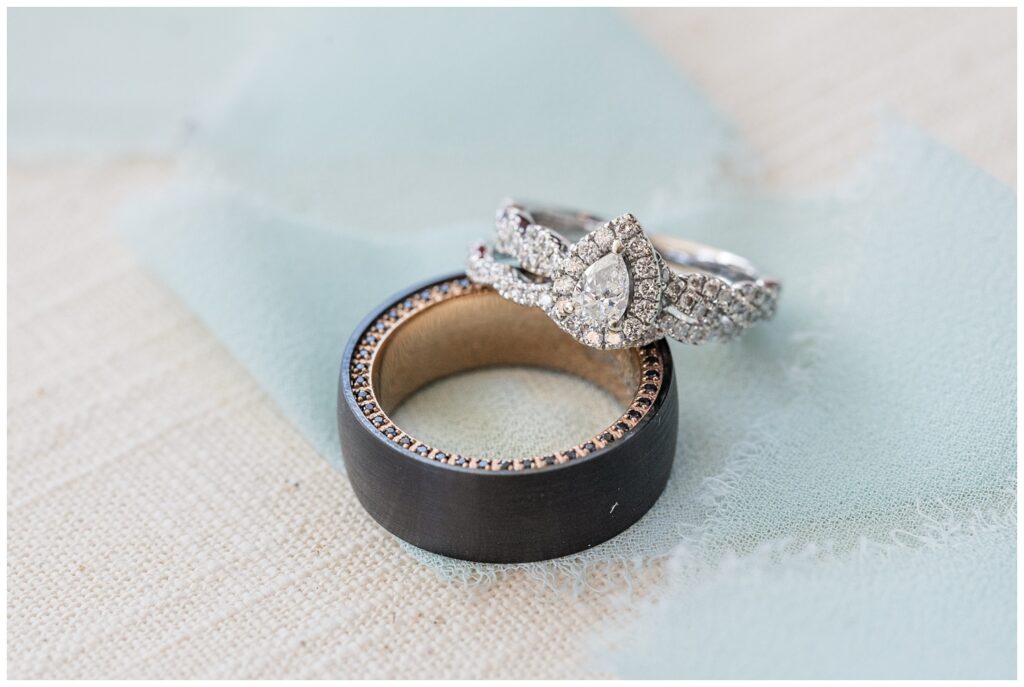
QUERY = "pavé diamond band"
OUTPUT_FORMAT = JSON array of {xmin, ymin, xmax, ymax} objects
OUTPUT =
[{"xmin": 466, "ymin": 201, "xmax": 781, "ymax": 349}]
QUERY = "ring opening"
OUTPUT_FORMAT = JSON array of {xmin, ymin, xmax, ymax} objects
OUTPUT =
[{"xmin": 350, "ymin": 278, "xmax": 667, "ymax": 470}]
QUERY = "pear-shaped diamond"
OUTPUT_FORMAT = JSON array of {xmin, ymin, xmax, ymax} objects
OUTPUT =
[{"xmin": 575, "ymin": 252, "xmax": 631, "ymax": 326}]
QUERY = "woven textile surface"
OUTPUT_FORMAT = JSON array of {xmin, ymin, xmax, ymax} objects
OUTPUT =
[{"xmin": 9, "ymin": 160, "xmax": 656, "ymax": 678}]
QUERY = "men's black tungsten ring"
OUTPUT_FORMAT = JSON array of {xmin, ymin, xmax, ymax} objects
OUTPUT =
[{"xmin": 338, "ymin": 273, "xmax": 678, "ymax": 563}]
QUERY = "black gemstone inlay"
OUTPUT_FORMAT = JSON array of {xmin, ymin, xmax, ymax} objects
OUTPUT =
[
  {"xmin": 636, "ymin": 397, "xmax": 652, "ymax": 407},
  {"xmin": 627, "ymin": 409, "xmax": 642, "ymax": 420},
  {"xmin": 543, "ymin": 455, "xmax": 555, "ymax": 465},
  {"xmin": 601, "ymin": 432, "xmax": 614, "ymax": 443},
  {"xmin": 615, "ymin": 422, "xmax": 629, "ymax": 432},
  {"xmin": 644, "ymin": 369, "xmax": 660, "ymax": 379},
  {"xmin": 583, "ymin": 442, "xmax": 597, "ymax": 453},
  {"xmin": 565, "ymin": 449, "xmax": 578, "ymax": 460},
  {"xmin": 499, "ymin": 460, "xmax": 511, "ymax": 470},
  {"xmin": 644, "ymin": 355, "xmax": 659, "ymax": 366}
]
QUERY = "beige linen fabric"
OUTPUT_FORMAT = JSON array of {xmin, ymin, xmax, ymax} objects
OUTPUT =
[
  {"xmin": 627, "ymin": 7, "xmax": 1015, "ymax": 188},
  {"xmin": 8, "ymin": 160, "xmax": 661, "ymax": 678},
  {"xmin": 8, "ymin": 9, "xmax": 1014, "ymax": 678}
]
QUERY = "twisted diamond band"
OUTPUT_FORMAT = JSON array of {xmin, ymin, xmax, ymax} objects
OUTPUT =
[{"xmin": 466, "ymin": 201, "xmax": 780, "ymax": 349}]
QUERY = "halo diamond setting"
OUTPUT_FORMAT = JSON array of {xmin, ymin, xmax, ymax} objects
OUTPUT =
[{"xmin": 545, "ymin": 214, "xmax": 664, "ymax": 349}]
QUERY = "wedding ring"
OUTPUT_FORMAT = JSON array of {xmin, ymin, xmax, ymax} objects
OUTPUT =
[
  {"xmin": 338, "ymin": 274, "xmax": 678, "ymax": 563},
  {"xmin": 466, "ymin": 201, "xmax": 781, "ymax": 349}
]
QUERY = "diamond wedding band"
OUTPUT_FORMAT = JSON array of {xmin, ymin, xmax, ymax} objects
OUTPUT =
[{"xmin": 466, "ymin": 202, "xmax": 781, "ymax": 350}]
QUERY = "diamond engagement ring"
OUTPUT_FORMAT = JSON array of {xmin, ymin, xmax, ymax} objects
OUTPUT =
[{"xmin": 466, "ymin": 201, "xmax": 781, "ymax": 349}]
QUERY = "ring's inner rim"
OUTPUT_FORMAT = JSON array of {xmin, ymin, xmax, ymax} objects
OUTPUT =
[
  {"xmin": 373, "ymin": 290, "xmax": 641, "ymax": 416},
  {"xmin": 528, "ymin": 207, "xmax": 763, "ymax": 285}
]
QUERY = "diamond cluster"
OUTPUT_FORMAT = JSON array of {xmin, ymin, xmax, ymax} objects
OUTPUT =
[
  {"xmin": 546, "ymin": 214, "xmax": 664, "ymax": 349},
  {"xmin": 465, "ymin": 243, "xmax": 554, "ymax": 309},
  {"xmin": 494, "ymin": 205, "xmax": 566, "ymax": 276},
  {"xmin": 658, "ymin": 271, "xmax": 781, "ymax": 344},
  {"xmin": 348, "ymin": 277, "xmax": 667, "ymax": 471}
]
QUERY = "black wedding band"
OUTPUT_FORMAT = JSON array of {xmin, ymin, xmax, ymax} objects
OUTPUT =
[{"xmin": 337, "ymin": 273, "xmax": 678, "ymax": 563}]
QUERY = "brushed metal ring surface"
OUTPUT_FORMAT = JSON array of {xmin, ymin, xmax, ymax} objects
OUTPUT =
[{"xmin": 338, "ymin": 273, "xmax": 678, "ymax": 563}]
